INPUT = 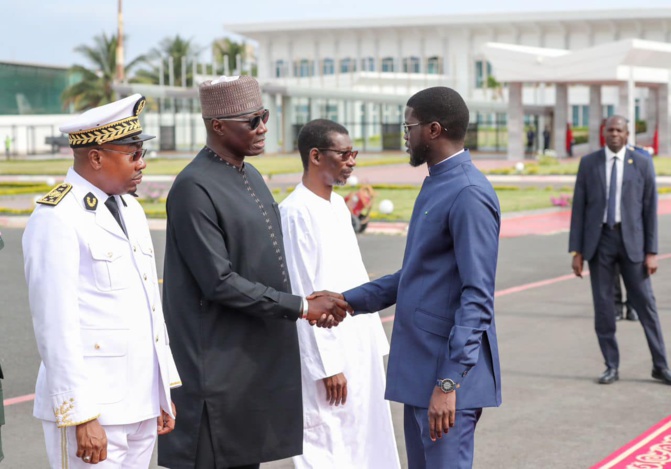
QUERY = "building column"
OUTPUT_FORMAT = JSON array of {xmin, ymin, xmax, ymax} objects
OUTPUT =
[
  {"xmin": 309, "ymin": 98, "xmax": 320, "ymax": 121},
  {"xmin": 554, "ymin": 84, "xmax": 569, "ymax": 158},
  {"xmin": 281, "ymin": 95, "xmax": 294, "ymax": 153},
  {"xmin": 647, "ymin": 87, "xmax": 658, "ymax": 139},
  {"xmin": 588, "ymin": 85, "xmax": 602, "ymax": 152},
  {"xmin": 263, "ymin": 93, "xmax": 279, "ymax": 154},
  {"xmin": 362, "ymin": 102, "xmax": 370, "ymax": 152},
  {"xmin": 617, "ymin": 76, "xmax": 635, "ymax": 144},
  {"xmin": 507, "ymin": 82, "xmax": 523, "ymax": 160},
  {"xmin": 337, "ymin": 100, "xmax": 346, "ymax": 124},
  {"xmin": 659, "ymin": 84, "xmax": 670, "ymax": 156}
]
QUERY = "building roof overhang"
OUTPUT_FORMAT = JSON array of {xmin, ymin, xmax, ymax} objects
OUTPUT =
[
  {"xmin": 225, "ymin": 9, "xmax": 671, "ymax": 38},
  {"xmin": 482, "ymin": 39, "xmax": 671, "ymax": 85}
]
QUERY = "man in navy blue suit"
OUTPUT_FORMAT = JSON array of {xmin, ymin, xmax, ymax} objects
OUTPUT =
[
  {"xmin": 312, "ymin": 87, "xmax": 502, "ymax": 468},
  {"xmin": 569, "ymin": 115, "xmax": 671, "ymax": 385}
]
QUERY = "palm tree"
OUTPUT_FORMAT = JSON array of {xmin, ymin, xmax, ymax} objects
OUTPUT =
[
  {"xmin": 212, "ymin": 38, "xmax": 253, "ymax": 75},
  {"xmin": 61, "ymin": 33, "xmax": 143, "ymax": 111},
  {"xmin": 133, "ymin": 35, "xmax": 201, "ymax": 87}
]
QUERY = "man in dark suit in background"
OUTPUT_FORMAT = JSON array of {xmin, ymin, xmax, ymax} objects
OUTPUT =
[
  {"xmin": 569, "ymin": 115, "xmax": 671, "ymax": 385},
  {"xmin": 612, "ymin": 144, "xmax": 652, "ymax": 322}
]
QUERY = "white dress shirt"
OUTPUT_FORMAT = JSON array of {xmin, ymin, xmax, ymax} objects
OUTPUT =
[{"xmin": 603, "ymin": 146, "xmax": 625, "ymax": 224}]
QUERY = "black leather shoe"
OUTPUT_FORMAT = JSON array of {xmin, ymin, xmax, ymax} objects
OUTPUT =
[
  {"xmin": 615, "ymin": 304, "xmax": 624, "ymax": 321},
  {"xmin": 652, "ymin": 368, "xmax": 671, "ymax": 384},
  {"xmin": 598, "ymin": 368, "xmax": 619, "ymax": 384},
  {"xmin": 626, "ymin": 307, "xmax": 639, "ymax": 321}
]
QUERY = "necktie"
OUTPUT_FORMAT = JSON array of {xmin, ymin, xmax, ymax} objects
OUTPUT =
[
  {"xmin": 105, "ymin": 196, "xmax": 128, "ymax": 237},
  {"xmin": 606, "ymin": 156, "xmax": 618, "ymax": 229}
]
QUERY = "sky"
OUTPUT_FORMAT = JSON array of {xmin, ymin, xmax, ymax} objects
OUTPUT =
[{"xmin": 2, "ymin": 0, "xmax": 669, "ymax": 67}]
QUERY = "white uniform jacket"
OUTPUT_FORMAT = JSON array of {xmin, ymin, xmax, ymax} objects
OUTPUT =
[{"xmin": 23, "ymin": 168, "xmax": 181, "ymax": 428}]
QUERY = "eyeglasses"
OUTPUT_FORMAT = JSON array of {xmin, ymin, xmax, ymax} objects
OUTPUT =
[
  {"xmin": 317, "ymin": 148, "xmax": 359, "ymax": 161},
  {"xmin": 402, "ymin": 122, "xmax": 448, "ymax": 134},
  {"xmin": 211, "ymin": 109, "xmax": 270, "ymax": 130},
  {"xmin": 98, "ymin": 147, "xmax": 146, "ymax": 162},
  {"xmin": 402, "ymin": 122, "xmax": 424, "ymax": 133}
]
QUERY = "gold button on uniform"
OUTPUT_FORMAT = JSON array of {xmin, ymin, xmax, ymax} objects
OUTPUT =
[
  {"xmin": 107, "ymin": 252, "xmax": 113, "ymax": 258},
  {"xmin": 155, "ymin": 335, "xmax": 159, "ymax": 343},
  {"xmin": 133, "ymin": 246, "xmax": 137, "ymax": 252},
  {"xmin": 143, "ymin": 274, "xmax": 147, "ymax": 281},
  {"xmin": 94, "ymin": 344, "xmax": 101, "ymax": 350}
]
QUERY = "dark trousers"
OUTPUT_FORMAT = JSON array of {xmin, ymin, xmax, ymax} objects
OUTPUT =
[
  {"xmin": 588, "ymin": 226, "xmax": 667, "ymax": 370},
  {"xmin": 196, "ymin": 405, "xmax": 260, "ymax": 469},
  {"xmin": 613, "ymin": 263, "xmax": 632, "ymax": 314},
  {"xmin": 404, "ymin": 404, "xmax": 482, "ymax": 469}
]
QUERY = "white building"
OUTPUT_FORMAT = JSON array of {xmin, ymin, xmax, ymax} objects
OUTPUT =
[{"xmin": 227, "ymin": 8, "xmax": 671, "ymax": 158}]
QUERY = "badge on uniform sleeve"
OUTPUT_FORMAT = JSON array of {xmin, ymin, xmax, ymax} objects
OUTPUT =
[
  {"xmin": 36, "ymin": 183, "xmax": 72, "ymax": 206},
  {"xmin": 84, "ymin": 192, "xmax": 98, "ymax": 211}
]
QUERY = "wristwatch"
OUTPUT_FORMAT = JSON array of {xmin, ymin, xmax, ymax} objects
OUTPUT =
[
  {"xmin": 301, "ymin": 297, "xmax": 309, "ymax": 319},
  {"xmin": 436, "ymin": 378, "xmax": 457, "ymax": 393}
]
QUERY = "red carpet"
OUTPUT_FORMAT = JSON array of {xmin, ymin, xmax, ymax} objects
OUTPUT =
[
  {"xmin": 500, "ymin": 197, "xmax": 671, "ymax": 239},
  {"xmin": 591, "ymin": 415, "xmax": 671, "ymax": 468}
]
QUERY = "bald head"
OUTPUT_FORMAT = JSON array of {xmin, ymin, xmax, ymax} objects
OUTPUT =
[{"xmin": 604, "ymin": 115, "xmax": 629, "ymax": 153}]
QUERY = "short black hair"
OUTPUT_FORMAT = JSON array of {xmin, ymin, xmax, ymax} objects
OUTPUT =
[
  {"xmin": 406, "ymin": 87, "xmax": 469, "ymax": 142},
  {"xmin": 297, "ymin": 119, "xmax": 349, "ymax": 170}
]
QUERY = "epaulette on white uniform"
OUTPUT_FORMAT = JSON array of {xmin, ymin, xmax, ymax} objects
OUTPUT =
[{"xmin": 36, "ymin": 183, "xmax": 73, "ymax": 206}]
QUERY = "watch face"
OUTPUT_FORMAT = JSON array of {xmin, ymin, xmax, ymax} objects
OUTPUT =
[{"xmin": 440, "ymin": 379, "xmax": 455, "ymax": 393}]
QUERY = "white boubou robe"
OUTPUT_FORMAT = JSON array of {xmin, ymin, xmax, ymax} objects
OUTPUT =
[{"xmin": 280, "ymin": 183, "xmax": 400, "ymax": 469}]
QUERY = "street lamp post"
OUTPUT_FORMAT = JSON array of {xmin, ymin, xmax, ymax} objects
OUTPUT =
[{"xmin": 116, "ymin": 0, "xmax": 125, "ymax": 83}]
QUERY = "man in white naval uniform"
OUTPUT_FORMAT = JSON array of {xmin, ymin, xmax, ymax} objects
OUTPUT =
[
  {"xmin": 280, "ymin": 120, "xmax": 400, "ymax": 469},
  {"xmin": 23, "ymin": 94, "xmax": 181, "ymax": 468}
]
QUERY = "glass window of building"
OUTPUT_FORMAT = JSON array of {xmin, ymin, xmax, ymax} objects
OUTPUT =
[
  {"xmin": 294, "ymin": 59, "xmax": 313, "ymax": 77},
  {"xmin": 571, "ymin": 105, "xmax": 580, "ymax": 126},
  {"xmin": 0, "ymin": 62, "xmax": 79, "ymax": 115},
  {"xmin": 275, "ymin": 60, "xmax": 285, "ymax": 78},
  {"xmin": 427, "ymin": 56, "xmax": 441, "ymax": 74},
  {"xmin": 475, "ymin": 61, "xmax": 484, "ymax": 88},
  {"xmin": 474, "ymin": 60, "xmax": 493, "ymax": 89},
  {"xmin": 326, "ymin": 103, "xmax": 338, "ymax": 121},
  {"xmin": 340, "ymin": 58, "xmax": 355, "ymax": 73},
  {"xmin": 323, "ymin": 58, "xmax": 335, "ymax": 75},
  {"xmin": 360, "ymin": 57, "xmax": 375, "ymax": 72},
  {"xmin": 403, "ymin": 57, "xmax": 420, "ymax": 73},
  {"xmin": 571, "ymin": 105, "xmax": 590, "ymax": 127},
  {"xmin": 381, "ymin": 57, "xmax": 395, "ymax": 72}
]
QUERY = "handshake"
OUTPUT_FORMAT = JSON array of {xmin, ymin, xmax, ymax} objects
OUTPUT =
[{"xmin": 303, "ymin": 291, "xmax": 353, "ymax": 328}]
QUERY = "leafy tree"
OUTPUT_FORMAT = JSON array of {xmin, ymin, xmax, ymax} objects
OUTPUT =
[
  {"xmin": 486, "ymin": 75, "xmax": 503, "ymax": 101},
  {"xmin": 61, "ymin": 33, "xmax": 144, "ymax": 111},
  {"xmin": 133, "ymin": 35, "xmax": 201, "ymax": 87},
  {"xmin": 212, "ymin": 38, "xmax": 253, "ymax": 75}
]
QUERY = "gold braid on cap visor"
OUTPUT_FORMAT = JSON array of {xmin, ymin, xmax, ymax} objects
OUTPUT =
[{"xmin": 68, "ymin": 116, "xmax": 142, "ymax": 147}]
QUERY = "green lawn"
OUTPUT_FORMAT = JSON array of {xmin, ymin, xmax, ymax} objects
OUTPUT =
[
  {"xmin": 0, "ymin": 153, "xmax": 409, "ymax": 176},
  {"xmin": 137, "ymin": 186, "xmax": 573, "ymax": 221},
  {"xmin": 487, "ymin": 156, "xmax": 671, "ymax": 176}
]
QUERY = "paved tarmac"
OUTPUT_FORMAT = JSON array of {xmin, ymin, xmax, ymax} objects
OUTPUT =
[{"xmin": 1, "ymin": 211, "xmax": 671, "ymax": 468}]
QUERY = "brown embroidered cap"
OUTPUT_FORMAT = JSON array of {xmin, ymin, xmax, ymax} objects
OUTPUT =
[{"xmin": 199, "ymin": 75, "xmax": 263, "ymax": 119}]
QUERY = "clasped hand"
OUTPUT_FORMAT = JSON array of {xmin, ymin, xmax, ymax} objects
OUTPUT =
[{"xmin": 305, "ymin": 290, "xmax": 353, "ymax": 328}]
